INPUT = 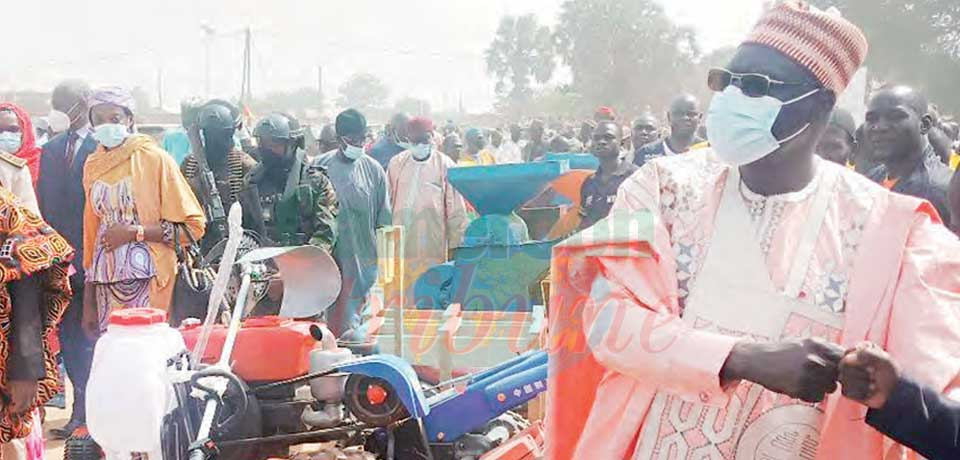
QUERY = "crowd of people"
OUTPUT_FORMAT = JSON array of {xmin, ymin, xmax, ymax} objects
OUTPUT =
[{"xmin": 0, "ymin": 1, "xmax": 954, "ymax": 459}]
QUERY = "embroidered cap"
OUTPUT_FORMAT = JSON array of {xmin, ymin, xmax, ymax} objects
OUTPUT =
[{"xmin": 744, "ymin": 0, "xmax": 868, "ymax": 94}]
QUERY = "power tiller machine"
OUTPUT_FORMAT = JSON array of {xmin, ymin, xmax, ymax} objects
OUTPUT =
[{"xmin": 73, "ymin": 204, "xmax": 548, "ymax": 460}]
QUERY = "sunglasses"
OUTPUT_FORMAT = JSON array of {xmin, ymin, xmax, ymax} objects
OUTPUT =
[{"xmin": 708, "ymin": 68, "xmax": 816, "ymax": 98}]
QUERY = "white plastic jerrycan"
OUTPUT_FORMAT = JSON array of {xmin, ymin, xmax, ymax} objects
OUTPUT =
[{"xmin": 86, "ymin": 308, "xmax": 186, "ymax": 456}]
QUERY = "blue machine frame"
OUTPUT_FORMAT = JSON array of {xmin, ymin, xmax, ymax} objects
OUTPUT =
[
  {"xmin": 339, "ymin": 351, "xmax": 548, "ymax": 444},
  {"xmin": 422, "ymin": 351, "xmax": 547, "ymax": 442},
  {"xmin": 338, "ymin": 354, "xmax": 431, "ymax": 419}
]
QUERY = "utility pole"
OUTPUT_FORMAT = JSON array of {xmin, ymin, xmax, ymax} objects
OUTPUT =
[
  {"xmin": 201, "ymin": 23, "xmax": 216, "ymax": 97},
  {"xmin": 317, "ymin": 65, "xmax": 324, "ymax": 114},
  {"xmin": 206, "ymin": 41, "xmax": 211, "ymax": 96},
  {"xmin": 240, "ymin": 26, "xmax": 252, "ymax": 105}
]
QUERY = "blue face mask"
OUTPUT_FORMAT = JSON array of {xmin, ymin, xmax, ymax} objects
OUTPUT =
[
  {"xmin": 0, "ymin": 132, "xmax": 22, "ymax": 153},
  {"xmin": 343, "ymin": 144, "xmax": 364, "ymax": 160},
  {"xmin": 706, "ymin": 85, "xmax": 819, "ymax": 166},
  {"xmin": 93, "ymin": 123, "xmax": 130, "ymax": 149}
]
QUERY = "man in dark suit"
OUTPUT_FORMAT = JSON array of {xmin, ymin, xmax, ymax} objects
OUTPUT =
[
  {"xmin": 841, "ymin": 343, "xmax": 960, "ymax": 460},
  {"xmin": 865, "ymin": 85, "xmax": 952, "ymax": 223},
  {"xmin": 632, "ymin": 94, "xmax": 704, "ymax": 167},
  {"xmin": 37, "ymin": 80, "xmax": 96, "ymax": 439}
]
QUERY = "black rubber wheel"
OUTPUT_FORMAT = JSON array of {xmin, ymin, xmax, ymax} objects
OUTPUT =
[{"xmin": 343, "ymin": 374, "xmax": 409, "ymax": 427}]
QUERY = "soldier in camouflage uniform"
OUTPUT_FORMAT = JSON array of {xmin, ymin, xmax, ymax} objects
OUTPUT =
[
  {"xmin": 247, "ymin": 112, "xmax": 338, "ymax": 251},
  {"xmin": 181, "ymin": 99, "xmax": 259, "ymax": 251}
]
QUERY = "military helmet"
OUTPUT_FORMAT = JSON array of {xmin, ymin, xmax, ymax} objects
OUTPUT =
[
  {"xmin": 206, "ymin": 99, "xmax": 242, "ymax": 124},
  {"xmin": 197, "ymin": 102, "xmax": 240, "ymax": 132},
  {"xmin": 254, "ymin": 113, "xmax": 304, "ymax": 139},
  {"xmin": 254, "ymin": 112, "xmax": 305, "ymax": 150}
]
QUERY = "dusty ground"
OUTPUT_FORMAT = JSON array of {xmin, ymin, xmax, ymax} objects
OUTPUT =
[{"xmin": 43, "ymin": 397, "xmax": 69, "ymax": 459}]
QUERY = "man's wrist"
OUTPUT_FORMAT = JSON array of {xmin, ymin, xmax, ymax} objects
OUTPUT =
[
  {"xmin": 722, "ymin": 340, "xmax": 758, "ymax": 384},
  {"xmin": 866, "ymin": 376, "xmax": 914, "ymax": 429}
]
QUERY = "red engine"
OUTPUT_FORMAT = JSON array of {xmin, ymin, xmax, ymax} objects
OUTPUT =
[{"xmin": 180, "ymin": 316, "xmax": 321, "ymax": 382}]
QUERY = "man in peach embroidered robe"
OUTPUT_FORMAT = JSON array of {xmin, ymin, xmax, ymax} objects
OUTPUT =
[
  {"xmin": 386, "ymin": 117, "xmax": 468, "ymax": 302},
  {"xmin": 547, "ymin": 2, "xmax": 960, "ymax": 460}
]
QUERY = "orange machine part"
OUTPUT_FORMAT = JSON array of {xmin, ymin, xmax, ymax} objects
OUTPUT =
[
  {"xmin": 367, "ymin": 383, "xmax": 389, "ymax": 405},
  {"xmin": 480, "ymin": 421, "xmax": 545, "ymax": 460},
  {"xmin": 549, "ymin": 170, "xmax": 594, "ymax": 207},
  {"xmin": 181, "ymin": 316, "xmax": 319, "ymax": 382}
]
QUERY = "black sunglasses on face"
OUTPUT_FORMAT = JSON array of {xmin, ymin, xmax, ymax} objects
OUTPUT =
[{"xmin": 707, "ymin": 68, "xmax": 815, "ymax": 98}]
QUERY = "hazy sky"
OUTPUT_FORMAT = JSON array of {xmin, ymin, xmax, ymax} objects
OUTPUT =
[{"xmin": 4, "ymin": 0, "xmax": 764, "ymax": 113}]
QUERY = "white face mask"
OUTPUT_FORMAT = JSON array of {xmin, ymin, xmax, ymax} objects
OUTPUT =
[
  {"xmin": 706, "ymin": 85, "xmax": 819, "ymax": 166},
  {"xmin": 0, "ymin": 132, "xmax": 22, "ymax": 153},
  {"xmin": 411, "ymin": 143, "xmax": 432, "ymax": 160},
  {"xmin": 343, "ymin": 144, "xmax": 365, "ymax": 160},
  {"xmin": 93, "ymin": 123, "xmax": 131, "ymax": 149},
  {"xmin": 47, "ymin": 109, "xmax": 71, "ymax": 133}
]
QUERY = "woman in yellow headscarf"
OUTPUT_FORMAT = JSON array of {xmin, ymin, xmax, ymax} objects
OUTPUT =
[{"xmin": 81, "ymin": 87, "xmax": 205, "ymax": 339}]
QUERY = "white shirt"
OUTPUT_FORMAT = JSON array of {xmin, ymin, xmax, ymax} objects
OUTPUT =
[
  {"xmin": 71, "ymin": 125, "xmax": 91, "ymax": 159},
  {"xmin": 662, "ymin": 139, "xmax": 676, "ymax": 156},
  {"xmin": 495, "ymin": 140, "xmax": 523, "ymax": 164}
]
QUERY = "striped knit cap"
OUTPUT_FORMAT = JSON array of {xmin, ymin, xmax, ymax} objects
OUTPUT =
[{"xmin": 744, "ymin": 0, "xmax": 868, "ymax": 93}]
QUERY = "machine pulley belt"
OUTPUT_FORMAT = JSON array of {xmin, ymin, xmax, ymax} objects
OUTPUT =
[
  {"xmin": 249, "ymin": 367, "xmax": 339, "ymax": 396},
  {"xmin": 214, "ymin": 423, "xmax": 370, "ymax": 449}
]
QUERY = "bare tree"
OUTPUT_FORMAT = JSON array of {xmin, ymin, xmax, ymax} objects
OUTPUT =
[
  {"xmin": 485, "ymin": 14, "xmax": 556, "ymax": 115},
  {"xmin": 555, "ymin": 0, "xmax": 700, "ymax": 114},
  {"xmin": 338, "ymin": 73, "xmax": 390, "ymax": 112}
]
